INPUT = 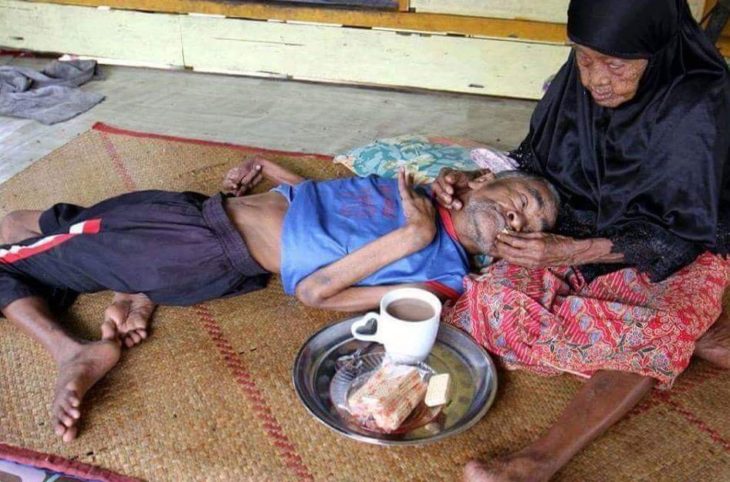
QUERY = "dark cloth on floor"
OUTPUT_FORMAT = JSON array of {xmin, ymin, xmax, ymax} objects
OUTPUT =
[
  {"xmin": 511, "ymin": 0, "xmax": 730, "ymax": 282},
  {"xmin": 0, "ymin": 60, "xmax": 104, "ymax": 125},
  {"xmin": 0, "ymin": 191, "xmax": 269, "ymax": 311}
]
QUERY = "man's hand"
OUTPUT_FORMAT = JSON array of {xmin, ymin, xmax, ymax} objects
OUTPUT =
[
  {"xmin": 491, "ymin": 232, "xmax": 623, "ymax": 268},
  {"xmin": 432, "ymin": 168, "xmax": 492, "ymax": 210},
  {"xmin": 398, "ymin": 169, "xmax": 436, "ymax": 248},
  {"xmin": 222, "ymin": 157, "xmax": 265, "ymax": 196}
]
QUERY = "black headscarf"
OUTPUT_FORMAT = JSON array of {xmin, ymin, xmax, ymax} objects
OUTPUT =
[{"xmin": 514, "ymin": 0, "xmax": 730, "ymax": 281}]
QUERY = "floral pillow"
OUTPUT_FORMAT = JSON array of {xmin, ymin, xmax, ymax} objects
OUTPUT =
[
  {"xmin": 334, "ymin": 135, "xmax": 517, "ymax": 182},
  {"xmin": 333, "ymin": 135, "xmax": 480, "ymax": 183}
]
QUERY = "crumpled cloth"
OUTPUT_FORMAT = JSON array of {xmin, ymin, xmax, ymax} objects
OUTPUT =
[{"xmin": 0, "ymin": 60, "xmax": 104, "ymax": 124}]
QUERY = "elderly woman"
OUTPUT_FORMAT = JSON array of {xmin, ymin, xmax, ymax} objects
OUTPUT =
[{"xmin": 434, "ymin": 1, "xmax": 730, "ymax": 480}]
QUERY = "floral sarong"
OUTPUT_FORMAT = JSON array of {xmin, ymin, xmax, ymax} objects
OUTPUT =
[{"xmin": 443, "ymin": 253, "xmax": 730, "ymax": 389}]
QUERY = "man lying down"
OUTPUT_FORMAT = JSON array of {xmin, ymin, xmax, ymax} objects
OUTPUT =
[{"xmin": 0, "ymin": 157, "xmax": 558, "ymax": 442}]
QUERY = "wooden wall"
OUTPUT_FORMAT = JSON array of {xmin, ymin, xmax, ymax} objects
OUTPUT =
[
  {"xmin": 410, "ymin": 0, "xmax": 708, "ymax": 23},
  {"xmin": 0, "ymin": 0, "xmax": 571, "ymax": 99},
  {"xmin": 0, "ymin": 0, "xmax": 726, "ymax": 100}
]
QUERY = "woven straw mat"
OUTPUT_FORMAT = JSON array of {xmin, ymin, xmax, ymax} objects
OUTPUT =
[{"xmin": 0, "ymin": 125, "xmax": 728, "ymax": 481}]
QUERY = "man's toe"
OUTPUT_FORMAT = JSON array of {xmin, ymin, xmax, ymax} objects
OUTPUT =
[
  {"xmin": 59, "ymin": 399, "xmax": 80, "ymax": 419},
  {"xmin": 54, "ymin": 406, "xmax": 74, "ymax": 428},
  {"xmin": 62, "ymin": 426, "xmax": 78, "ymax": 443},
  {"xmin": 101, "ymin": 319, "xmax": 118, "ymax": 341}
]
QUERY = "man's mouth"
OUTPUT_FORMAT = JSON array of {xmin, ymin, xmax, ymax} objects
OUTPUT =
[
  {"xmin": 483, "ymin": 203, "xmax": 507, "ymax": 235},
  {"xmin": 492, "ymin": 208, "xmax": 507, "ymax": 233},
  {"xmin": 466, "ymin": 200, "xmax": 508, "ymax": 253}
]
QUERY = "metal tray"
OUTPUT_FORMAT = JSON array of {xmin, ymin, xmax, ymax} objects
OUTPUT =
[{"xmin": 293, "ymin": 317, "xmax": 498, "ymax": 445}]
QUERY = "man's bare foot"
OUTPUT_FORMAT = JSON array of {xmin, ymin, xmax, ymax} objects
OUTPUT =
[
  {"xmin": 464, "ymin": 453, "xmax": 554, "ymax": 482},
  {"xmin": 694, "ymin": 310, "xmax": 730, "ymax": 369},
  {"xmin": 52, "ymin": 339, "xmax": 121, "ymax": 442},
  {"xmin": 102, "ymin": 293, "xmax": 157, "ymax": 348}
]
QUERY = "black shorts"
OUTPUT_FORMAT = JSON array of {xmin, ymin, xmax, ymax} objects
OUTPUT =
[{"xmin": 0, "ymin": 190, "xmax": 269, "ymax": 310}]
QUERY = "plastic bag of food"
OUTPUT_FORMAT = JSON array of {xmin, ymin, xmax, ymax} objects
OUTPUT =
[{"xmin": 346, "ymin": 361, "xmax": 428, "ymax": 432}]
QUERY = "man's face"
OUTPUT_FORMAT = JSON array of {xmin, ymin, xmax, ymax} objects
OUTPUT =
[
  {"xmin": 461, "ymin": 176, "xmax": 558, "ymax": 254},
  {"xmin": 574, "ymin": 45, "xmax": 648, "ymax": 108}
]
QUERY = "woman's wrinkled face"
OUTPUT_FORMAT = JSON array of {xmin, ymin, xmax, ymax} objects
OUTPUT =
[{"xmin": 574, "ymin": 44, "xmax": 649, "ymax": 108}]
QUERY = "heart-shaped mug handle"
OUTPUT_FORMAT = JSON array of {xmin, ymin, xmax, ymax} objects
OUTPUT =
[{"xmin": 350, "ymin": 312, "xmax": 381, "ymax": 342}]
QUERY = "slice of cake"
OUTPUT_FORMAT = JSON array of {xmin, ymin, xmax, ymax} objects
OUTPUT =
[{"xmin": 348, "ymin": 364, "xmax": 427, "ymax": 432}]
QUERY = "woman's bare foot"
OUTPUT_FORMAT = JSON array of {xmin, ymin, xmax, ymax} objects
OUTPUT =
[
  {"xmin": 464, "ymin": 453, "xmax": 554, "ymax": 482},
  {"xmin": 102, "ymin": 293, "xmax": 157, "ymax": 348},
  {"xmin": 694, "ymin": 311, "xmax": 730, "ymax": 369},
  {"xmin": 52, "ymin": 339, "xmax": 121, "ymax": 442}
]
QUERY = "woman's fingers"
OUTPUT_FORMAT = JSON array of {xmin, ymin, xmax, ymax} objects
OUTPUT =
[
  {"xmin": 502, "ymin": 232, "xmax": 545, "ymax": 240},
  {"xmin": 433, "ymin": 168, "xmax": 470, "ymax": 210},
  {"xmin": 496, "ymin": 233, "xmax": 545, "ymax": 249},
  {"xmin": 491, "ymin": 240, "xmax": 540, "ymax": 265},
  {"xmin": 434, "ymin": 188, "xmax": 453, "ymax": 206},
  {"xmin": 433, "ymin": 169, "xmax": 455, "ymax": 193}
]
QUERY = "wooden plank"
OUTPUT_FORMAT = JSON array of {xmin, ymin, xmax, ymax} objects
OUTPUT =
[
  {"xmin": 1, "ymin": 0, "xmax": 723, "ymax": 102},
  {"xmin": 412, "ymin": 0, "xmax": 706, "ymax": 23},
  {"xmin": 719, "ymin": 36, "xmax": 730, "ymax": 56},
  {"xmin": 411, "ymin": 0, "xmax": 569, "ymax": 23},
  {"xmin": 0, "ymin": 0, "xmax": 572, "ymax": 99},
  {"xmin": 179, "ymin": 14, "xmax": 570, "ymax": 99},
  {"xmin": 703, "ymin": 0, "xmax": 717, "ymax": 16},
  {"xmin": 688, "ymin": 0, "xmax": 708, "ymax": 20},
  {"xmin": 0, "ymin": 0, "xmax": 183, "ymax": 66},
  {"xmin": 264, "ymin": 0, "xmax": 398, "ymax": 7},
  {"xmin": 24, "ymin": 0, "xmax": 569, "ymax": 43},
  {"xmin": 701, "ymin": 0, "xmax": 730, "ymax": 53},
  {"xmin": 21, "ymin": 0, "xmax": 717, "ymax": 46}
]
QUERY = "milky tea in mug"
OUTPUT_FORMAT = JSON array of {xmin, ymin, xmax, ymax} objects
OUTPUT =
[{"xmin": 350, "ymin": 288, "xmax": 442, "ymax": 362}]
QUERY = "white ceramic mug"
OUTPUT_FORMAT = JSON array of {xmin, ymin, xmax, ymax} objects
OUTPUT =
[{"xmin": 350, "ymin": 288, "xmax": 442, "ymax": 362}]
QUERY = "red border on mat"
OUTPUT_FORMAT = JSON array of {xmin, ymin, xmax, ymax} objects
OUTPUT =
[
  {"xmin": 193, "ymin": 305, "xmax": 314, "ymax": 481},
  {"xmin": 0, "ymin": 443, "xmax": 141, "ymax": 482},
  {"xmin": 91, "ymin": 122, "xmax": 333, "ymax": 161}
]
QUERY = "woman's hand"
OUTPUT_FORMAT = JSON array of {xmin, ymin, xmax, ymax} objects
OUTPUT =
[
  {"xmin": 432, "ymin": 168, "xmax": 492, "ymax": 210},
  {"xmin": 398, "ymin": 169, "xmax": 436, "ymax": 248},
  {"xmin": 492, "ymin": 233, "xmax": 623, "ymax": 268},
  {"xmin": 222, "ymin": 157, "xmax": 266, "ymax": 196},
  {"xmin": 491, "ymin": 232, "xmax": 580, "ymax": 268}
]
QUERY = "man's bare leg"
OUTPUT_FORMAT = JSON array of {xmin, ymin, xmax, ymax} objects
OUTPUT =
[
  {"xmin": 0, "ymin": 210, "xmax": 46, "ymax": 242},
  {"xmin": 3, "ymin": 297, "xmax": 121, "ymax": 442},
  {"xmin": 694, "ymin": 308, "xmax": 730, "ymax": 369},
  {"xmin": 464, "ymin": 371, "xmax": 654, "ymax": 482},
  {"xmin": 1, "ymin": 210, "xmax": 157, "ymax": 347},
  {"xmin": 102, "ymin": 292, "xmax": 156, "ymax": 348}
]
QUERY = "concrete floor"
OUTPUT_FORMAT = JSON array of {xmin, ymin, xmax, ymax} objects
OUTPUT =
[{"xmin": 0, "ymin": 55, "xmax": 537, "ymax": 184}]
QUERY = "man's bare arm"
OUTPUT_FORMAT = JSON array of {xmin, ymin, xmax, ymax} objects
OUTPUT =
[
  {"xmin": 222, "ymin": 156, "xmax": 305, "ymax": 196},
  {"xmin": 298, "ymin": 283, "xmax": 446, "ymax": 312},
  {"xmin": 295, "ymin": 170, "xmax": 437, "ymax": 311},
  {"xmin": 295, "ymin": 226, "xmax": 434, "ymax": 310},
  {"xmin": 255, "ymin": 157, "xmax": 306, "ymax": 185}
]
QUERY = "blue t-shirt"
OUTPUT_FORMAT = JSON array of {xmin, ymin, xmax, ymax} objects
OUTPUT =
[{"xmin": 273, "ymin": 176, "xmax": 468, "ymax": 299}]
